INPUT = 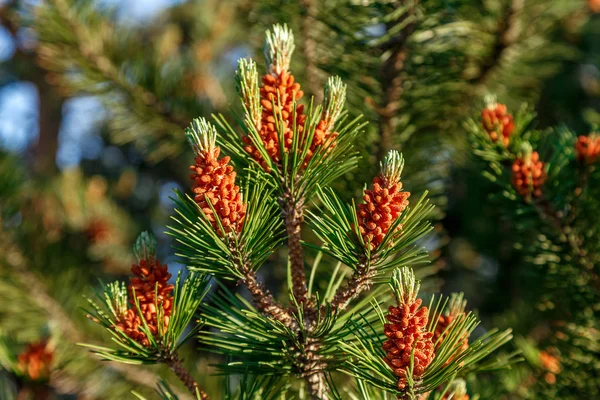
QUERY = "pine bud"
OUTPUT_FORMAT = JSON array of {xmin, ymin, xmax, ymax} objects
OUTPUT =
[
  {"xmin": 17, "ymin": 340, "xmax": 54, "ymax": 381},
  {"xmin": 187, "ymin": 118, "xmax": 246, "ymax": 235},
  {"xmin": 481, "ymin": 101, "xmax": 514, "ymax": 146},
  {"xmin": 383, "ymin": 268, "xmax": 434, "ymax": 390},
  {"xmin": 357, "ymin": 151, "xmax": 410, "ymax": 250},
  {"xmin": 575, "ymin": 134, "xmax": 600, "ymax": 165},
  {"xmin": 236, "ymin": 58, "xmax": 262, "ymax": 132},
  {"xmin": 264, "ymin": 24, "xmax": 295, "ymax": 76}
]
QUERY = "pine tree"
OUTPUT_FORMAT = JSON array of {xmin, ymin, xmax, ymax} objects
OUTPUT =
[{"xmin": 0, "ymin": 0, "xmax": 597, "ymax": 399}]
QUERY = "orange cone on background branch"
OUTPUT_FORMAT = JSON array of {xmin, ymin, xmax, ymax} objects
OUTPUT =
[
  {"xmin": 575, "ymin": 134, "xmax": 600, "ymax": 165},
  {"xmin": 17, "ymin": 340, "xmax": 54, "ymax": 381},
  {"xmin": 186, "ymin": 118, "xmax": 246, "ymax": 237},
  {"xmin": 481, "ymin": 100, "xmax": 514, "ymax": 147},
  {"xmin": 383, "ymin": 268, "xmax": 434, "ymax": 390},
  {"xmin": 511, "ymin": 143, "xmax": 546, "ymax": 200},
  {"xmin": 358, "ymin": 151, "xmax": 410, "ymax": 250},
  {"xmin": 539, "ymin": 349, "xmax": 561, "ymax": 385}
]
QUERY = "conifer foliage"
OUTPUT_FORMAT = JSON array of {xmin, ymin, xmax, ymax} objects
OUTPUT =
[
  {"xmin": 466, "ymin": 102, "xmax": 600, "ymax": 398},
  {"xmin": 82, "ymin": 25, "xmax": 516, "ymax": 399}
]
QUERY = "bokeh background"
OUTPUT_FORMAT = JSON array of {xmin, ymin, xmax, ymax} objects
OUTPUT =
[{"xmin": 0, "ymin": 0, "xmax": 598, "ymax": 398}]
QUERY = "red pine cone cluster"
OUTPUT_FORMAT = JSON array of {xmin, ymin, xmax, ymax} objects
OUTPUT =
[
  {"xmin": 189, "ymin": 147, "xmax": 246, "ymax": 236},
  {"xmin": 383, "ymin": 298, "xmax": 434, "ymax": 390},
  {"xmin": 17, "ymin": 340, "xmax": 53, "ymax": 381},
  {"xmin": 481, "ymin": 103, "xmax": 514, "ymax": 146},
  {"xmin": 243, "ymin": 71, "xmax": 306, "ymax": 170},
  {"xmin": 115, "ymin": 258, "xmax": 174, "ymax": 347},
  {"xmin": 511, "ymin": 152, "xmax": 546, "ymax": 198},
  {"xmin": 357, "ymin": 175, "xmax": 410, "ymax": 250},
  {"xmin": 575, "ymin": 135, "xmax": 600, "ymax": 165}
]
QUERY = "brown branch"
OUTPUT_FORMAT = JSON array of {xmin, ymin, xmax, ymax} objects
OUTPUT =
[
  {"xmin": 283, "ymin": 189, "xmax": 309, "ymax": 307},
  {"xmin": 376, "ymin": 1, "xmax": 419, "ymax": 162},
  {"xmin": 162, "ymin": 353, "xmax": 209, "ymax": 399},
  {"xmin": 300, "ymin": 0, "xmax": 323, "ymax": 104},
  {"xmin": 329, "ymin": 265, "xmax": 376, "ymax": 312},
  {"xmin": 239, "ymin": 262, "xmax": 296, "ymax": 328},
  {"xmin": 470, "ymin": 0, "xmax": 522, "ymax": 86}
]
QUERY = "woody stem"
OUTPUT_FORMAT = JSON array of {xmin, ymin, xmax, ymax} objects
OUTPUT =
[
  {"xmin": 330, "ymin": 258, "xmax": 374, "ymax": 312},
  {"xmin": 163, "ymin": 353, "xmax": 209, "ymax": 399},
  {"xmin": 283, "ymin": 189, "xmax": 309, "ymax": 307}
]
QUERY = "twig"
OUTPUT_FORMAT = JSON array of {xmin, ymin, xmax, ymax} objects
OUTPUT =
[
  {"xmin": 283, "ymin": 189, "xmax": 310, "ymax": 308},
  {"xmin": 375, "ymin": 0, "xmax": 419, "ymax": 162},
  {"xmin": 300, "ymin": 0, "xmax": 323, "ymax": 104},
  {"xmin": 470, "ymin": 0, "xmax": 522, "ymax": 86},
  {"xmin": 162, "ymin": 353, "xmax": 209, "ymax": 399}
]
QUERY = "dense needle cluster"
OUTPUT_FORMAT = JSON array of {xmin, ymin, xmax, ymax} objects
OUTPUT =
[
  {"xmin": 433, "ymin": 293, "xmax": 469, "ymax": 359},
  {"xmin": 187, "ymin": 118, "xmax": 246, "ymax": 236},
  {"xmin": 358, "ymin": 151, "xmax": 410, "ymax": 250},
  {"xmin": 114, "ymin": 233, "xmax": 174, "ymax": 346},
  {"xmin": 383, "ymin": 269, "xmax": 434, "ymax": 390},
  {"xmin": 511, "ymin": 145, "xmax": 546, "ymax": 199},
  {"xmin": 575, "ymin": 134, "xmax": 600, "ymax": 165},
  {"xmin": 481, "ymin": 102, "xmax": 515, "ymax": 146},
  {"xmin": 16, "ymin": 340, "xmax": 54, "ymax": 381}
]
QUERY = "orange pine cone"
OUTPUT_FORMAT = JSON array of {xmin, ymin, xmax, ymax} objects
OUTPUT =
[
  {"xmin": 357, "ymin": 169, "xmax": 410, "ymax": 250},
  {"xmin": 481, "ymin": 103, "xmax": 514, "ymax": 146},
  {"xmin": 113, "ymin": 233, "xmax": 175, "ymax": 347},
  {"xmin": 575, "ymin": 135, "xmax": 600, "ymax": 165},
  {"xmin": 383, "ymin": 298, "xmax": 435, "ymax": 390},
  {"xmin": 511, "ymin": 151, "xmax": 546, "ymax": 199},
  {"xmin": 243, "ymin": 70, "xmax": 306, "ymax": 171},
  {"xmin": 433, "ymin": 314, "xmax": 469, "ymax": 365},
  {"xmin": 190, "ymin": 146, "xmax": 247, "ymax": 236},
  {"xmin": 17, "ymin": 340, "xmax": 54, "ymax": 381}
]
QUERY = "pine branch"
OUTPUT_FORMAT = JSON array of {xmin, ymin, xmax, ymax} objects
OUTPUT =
[
  {"xmin": 0, "ymin": 230, "xmax": 192, "ymax": 400},
  {"xmin": 234, "ymin": 246, "xmax": 296, "ymax": 328},
  {"xmin": 47, "ymin": 0, "xmax": 188, "ymax": 129},
  {"xmin": 376, "ymin": 0, "xmax": 419, "ymax": 162},
  {"xmin": 161, "ymin": 353, "xmax": 208, "ymax": 399},
  {"xmin": 534, "ymin": 199, "xmax": 599, "ymax": 287},
  {"xmin": 470, "ymin": 0, "xmax": 523, "ymax": 86},
  {"xmin": 329, "ymin": 257, "xmax": 375, "ymax": 312},
  {"xmin": 300, "ymin": 0, "xmax": 323, "ymax": 103},
  {"xmin": 283, "ymin": 188, "xmax": 310, "ymax": 308}
]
